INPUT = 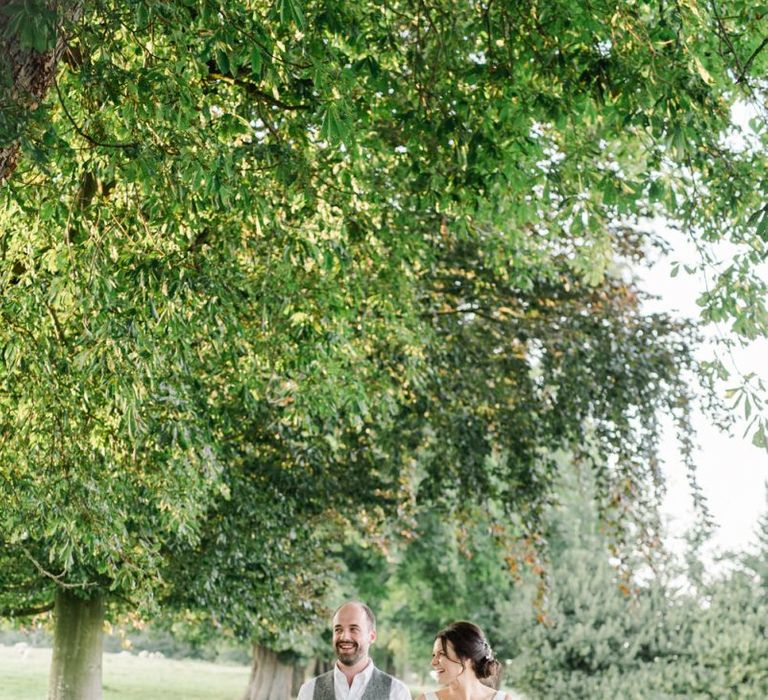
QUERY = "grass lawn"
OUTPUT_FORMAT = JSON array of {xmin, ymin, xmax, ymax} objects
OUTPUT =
[
  {"xmin": 0, "ymin": 644, "xmax": 251, "ymax": 700},
  {"xmin": 0, "ymin": 644, "xmax": 526, "ymax": 700}
]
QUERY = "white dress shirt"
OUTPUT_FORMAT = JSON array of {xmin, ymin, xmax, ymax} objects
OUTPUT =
[{"xmin": 297, "ymin": 660, "xmax": 411, "ymax": 700}]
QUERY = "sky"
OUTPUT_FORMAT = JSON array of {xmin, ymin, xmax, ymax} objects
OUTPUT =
[{"xmin": 640, "ymin": 229, "xmax": 768, "ymax": 558}]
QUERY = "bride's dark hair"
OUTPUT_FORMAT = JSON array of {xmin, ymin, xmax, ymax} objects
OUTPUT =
[{"xmin": 435, "ymin": 620, "xmax": 501, "ymax": 685}]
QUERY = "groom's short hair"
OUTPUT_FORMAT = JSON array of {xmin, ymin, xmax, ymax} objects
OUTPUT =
[{"xmin": 333, "ymin": 601, "xmax": 376, "ymax": 631}]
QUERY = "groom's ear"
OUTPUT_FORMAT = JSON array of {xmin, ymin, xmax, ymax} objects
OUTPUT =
[{"xmin": 369, "ymin": 627, "xmax": 377, "ymax": 644}]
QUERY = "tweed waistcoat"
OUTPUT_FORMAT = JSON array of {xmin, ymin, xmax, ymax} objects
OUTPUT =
[{"xmin": 312, "ymin": 667, "xmax": 393, "ymax": 700}]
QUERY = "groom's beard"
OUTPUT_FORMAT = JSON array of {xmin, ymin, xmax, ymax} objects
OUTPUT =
[{"xmin": 335, "ymin": 641, "xmax": 364, "ymax": 666}]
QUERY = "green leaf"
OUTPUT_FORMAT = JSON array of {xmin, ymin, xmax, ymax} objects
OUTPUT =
[
  {"xmin": 216, "ymin": 49, "xmax": 230, "ymax": 76},
  {"xmin": 250, "ymin": 46, "xmax": 263, "ymax": 78},
  {"xmin": 278, "ymin": 0, "xmax": 305, "ymax": 30},
  {"xmin": 320, "ymin": 104, "xmax": 348, "ymax": 144},
  {"xmin": 136, "ymin": 2, "xmax": 149, "ymax": 29},
  {"xmin": 756, "ymin": 212, "xmax": 768, "ymax": 242},
  {"xmin": 752, "ymin": 424, "xmax": 767, "ymax": 449}
]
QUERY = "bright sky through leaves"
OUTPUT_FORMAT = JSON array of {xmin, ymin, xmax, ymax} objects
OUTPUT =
[{"xmin": 642, "ymin": 226, "xmax": 768, "ymax": 556}]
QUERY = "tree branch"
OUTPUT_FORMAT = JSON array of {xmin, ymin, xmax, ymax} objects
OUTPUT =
[
  {"xmin": 45, "ymin": 302, "xmax": 67, "ymax": 345},
  {"xmin": 738, "ymin": 36, "xmax": 768, "ymax": 83},
  {"xmin": 205, "ymin": 69, "xmax": 311, "ymax": 111},
  {"xmin": 710, "ymin": 1, "xmax": 745, "ymax": 78},
  {"xmin": 21, "ymin": 547, "xmax": 95, "ymax": 589},
  {"xmin": 54, "ymin": 78, "xmax": 139, "ymax": 150},
  {"xmin": 0, "ymin": 601, "xmax": 55, "ymax": 618}
]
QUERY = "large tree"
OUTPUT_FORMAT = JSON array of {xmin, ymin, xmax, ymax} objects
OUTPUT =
[
  {"xmin": 2, "ymin": 1, "xmax": 768, "ymax": 697},
  {"xmin": 174, "ymin": 236, "xmax": 702, "ymax": 698}
]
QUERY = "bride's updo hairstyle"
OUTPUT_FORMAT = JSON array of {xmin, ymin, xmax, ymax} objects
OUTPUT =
[{"xmin": 435, "ymin": 620, "xmax": 501, "ymax": 684}]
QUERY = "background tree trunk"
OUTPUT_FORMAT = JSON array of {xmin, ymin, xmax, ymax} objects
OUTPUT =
[
  {"xmin": 47, "ymin": 588, "xmax": 104, "ymax": 700},
  {"xmin": 291, "ymin": 661, "xmax": 309, "ymax": 697},
  {"xmin": 243, "ymin": 644, "xmax": 292, "ymax": 700},
  {"xmin": 0, "ymin": 0, "xmax": 84, "ymax": 182}
]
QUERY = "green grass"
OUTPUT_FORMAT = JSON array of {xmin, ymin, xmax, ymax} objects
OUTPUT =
[
  {"xmin": 0, "ymin": 644, "xmax": 251, "ymax": 700},
  {"xmin": 0, "ymin": 645, "xmax": 526, "ymax": 700}
]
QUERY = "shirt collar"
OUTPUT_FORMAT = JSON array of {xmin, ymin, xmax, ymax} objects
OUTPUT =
[{"xmin": 334, "ymin": 658, "xmax": 374, "ymax": 687}]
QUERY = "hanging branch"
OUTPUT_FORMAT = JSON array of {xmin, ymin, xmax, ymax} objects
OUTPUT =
[{"xmin": 0, "ymin": 601, "xmax": 55, "ymax": 617}]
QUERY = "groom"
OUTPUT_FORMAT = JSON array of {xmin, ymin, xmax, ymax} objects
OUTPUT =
[{"xmin": 297, "ymin": 601, "xmax": 411, "ymax": 700}]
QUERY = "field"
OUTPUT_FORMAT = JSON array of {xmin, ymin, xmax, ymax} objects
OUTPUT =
[
  {"xmin": 0, "ymin": 644, "xmax": 525, "ymax": 700},
  {"xmin": 0, "ymin": 644, "xmax": 251, "ymax": 700}
]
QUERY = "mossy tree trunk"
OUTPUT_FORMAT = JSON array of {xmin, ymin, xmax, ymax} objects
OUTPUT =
[
  {"xmin": 0, "ymin": 0, "xmax": 85, "ymax": 181},
  {"xmin": 47, "ymin": 588, "xmax": 104, "ymax": 700},
  {"xmin": 242, "ymin": 644, "xmax": 292, "ymax": 700}
]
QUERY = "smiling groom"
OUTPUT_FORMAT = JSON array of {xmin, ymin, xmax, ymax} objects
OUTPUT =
[{"xmin": 297, "ymin": 601, "xmax": 411, "ymax": 700}]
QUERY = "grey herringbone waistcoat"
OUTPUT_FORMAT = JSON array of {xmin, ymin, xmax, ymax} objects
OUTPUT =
[{"xmin": 312, "ymin": 667, "xmax": 393, "ymax": 700}]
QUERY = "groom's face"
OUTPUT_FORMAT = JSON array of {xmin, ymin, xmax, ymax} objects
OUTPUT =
[{"xmin": 332, "ymin": 604, "xmax": 376, "ymax": 667}]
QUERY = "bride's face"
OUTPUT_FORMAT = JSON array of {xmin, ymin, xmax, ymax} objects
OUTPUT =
[{"xmin": 431, "ymin": 638, "xmax": 465, "ymax": 686}]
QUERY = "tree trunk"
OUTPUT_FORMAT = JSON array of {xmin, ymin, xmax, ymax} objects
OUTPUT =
[
  {"xmin": 47, "ymin": 588, "xmax": 104, "ymax": 700},
  {"xmin": 291, "ymin": 660, "xmax": 309, "ymax": 697},
  {"xmin": 0, "ymin": 0, "xmax": 84, "ymax": 182},
  {"xmin": 242, "ymin": 644, "xmax": 293, "ymax": 700}
]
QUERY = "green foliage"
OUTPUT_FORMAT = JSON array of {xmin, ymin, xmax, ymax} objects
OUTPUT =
[
  {"xmin": 3, "ymin": 0, "xmax": 767, "ymax": 656},
  {"xmin": 323, "ymin": 469, "xmax": 768, "ymax": 698},
  {"xmin": 505, "ymin": 469, "xmax": 768, "ymax": 699},
  {"xmin": 328, "ymin": 503, "xmax": 517, "ymax": 679}
]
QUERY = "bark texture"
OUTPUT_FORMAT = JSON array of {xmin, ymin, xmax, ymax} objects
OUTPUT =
[
  {"xmin": 242, "ymin": 644, "xmax": 293, "ymax": 700},
  {"xmin": 292, "ymin": 661, "xmax": 310, "ymax": 697},
  {"xmin": 0, "ymin": 0, "xmax": 84, "ymax": 182},
  {"xmin": 47, "ymin": 588, "xmax": 104, "ymax": 700}
]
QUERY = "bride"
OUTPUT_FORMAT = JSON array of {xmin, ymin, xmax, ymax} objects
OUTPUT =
[{"xmin": 415, "ymin": 621, "xmax": 512, "ymax": 700}]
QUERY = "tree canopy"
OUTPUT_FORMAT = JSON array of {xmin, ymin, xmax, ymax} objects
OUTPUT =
[{"xmin": 3, "ymin": 1, "xmax": 768, "ymax": 696}]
